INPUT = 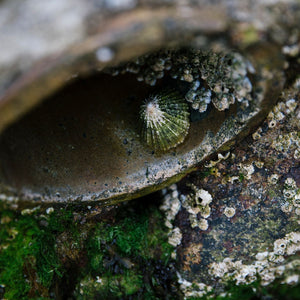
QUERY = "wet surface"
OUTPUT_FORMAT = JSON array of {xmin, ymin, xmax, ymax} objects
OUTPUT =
[{"xmin": 0, "ymin": 72, "xmax": 234, "ymax": 203}]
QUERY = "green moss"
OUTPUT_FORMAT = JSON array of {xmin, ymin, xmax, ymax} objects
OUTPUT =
[
  {"xmin": 34, "ymin": 228, "xmax": 63, "ymax": 287},
  {"xmin": 76, "ymin": 271, "xmax": 144, "ymax": 299},
  {"xmin": 0, "ymin": 213, "xmax": 38, "ymax": 299},
  {"xmin": 223, "ymin": 280, "xmax": 300, "ymax": 300},
  {"xmin": 120, "ymin": 270, "xmax": 144, "ymax": 295},
  {"xmin": 33, "ymin": 209, "xmax": 78, "ymax": 289},
  {"xmin": 79, "ymin": 198, "xmax": 175, "ymax": 298},
  {"xmin": 0, "ymin": 206, "xmax": 79, "ymax": 299},
  {"xmin": 114, "ymin": 216, "xmax": 149, "ymax": 256},
  {"xmin": 0, "ymin": 197, "xmax": 175, "ymax": 298},
  {"xmin": 87, "ymin": 202, "xmax": 172, "ymax": 269},
  {"xmin": 86, "ymin": 216, "xmax": 149, "ymax": 275},
  {"xmin": 218, "ymin": 281, "xmax": 262, "ymax": 300},
  {"xmin": 0, "ymin": 197, "xmax": 174, "ymax": 298},
  {"xmin": 239, "ymin": 173, "xmax": 245, "ymax": 182}
]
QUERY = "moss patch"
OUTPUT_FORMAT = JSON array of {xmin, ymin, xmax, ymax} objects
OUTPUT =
[
  {"xmin": 0, "ymin": 210, "xmax": 60, "ymax": 298},
  {"xmin": 76, "ymin": 196, "xmax": 176, "ymax": 299},
  {"xmin": 0, "ymin": 194, "xmax": 176, "ymax": 299},
  {"xmin": 0, "ymin": 205, "xmax": 81, "ymax": 299}
]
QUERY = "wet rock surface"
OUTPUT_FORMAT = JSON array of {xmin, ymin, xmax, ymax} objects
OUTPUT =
[
  {"xmin": 0, "ymin": 0, "xmax": 299, "ymax": 205},
  {"xmin": 0, "ymin": 45, "xmax": 284, "ymax": 205}
]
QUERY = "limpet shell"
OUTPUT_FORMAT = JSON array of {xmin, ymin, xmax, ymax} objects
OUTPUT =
[{"xmin": 140, "ymin": 90, "xmax": 190, "ymax": 152}]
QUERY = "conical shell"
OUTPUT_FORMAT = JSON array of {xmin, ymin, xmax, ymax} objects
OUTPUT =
[{"xmin": 140, "ymin": 90, "xmax": 190, "ymax": 152}]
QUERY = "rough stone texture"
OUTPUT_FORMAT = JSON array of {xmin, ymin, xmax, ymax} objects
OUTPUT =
[
  {"xmin": 160, "ymin": 77, "xmax": 300, "ymax": 297},
  {"xmin": 0, "ymin": 0, "xmax": 299, "ymax": 298}
]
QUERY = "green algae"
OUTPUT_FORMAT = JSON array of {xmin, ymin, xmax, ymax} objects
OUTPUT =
[
  {"xmin": 0, "ymin": 208, "xmax": 64, "ymax": 299},
  {"xmin": 76, "ymin": 198, "xmax": 175, "ymax": 299},
  {"xmin": 0, "ymin": 195, "xmax": 175, "ymax": 299}
]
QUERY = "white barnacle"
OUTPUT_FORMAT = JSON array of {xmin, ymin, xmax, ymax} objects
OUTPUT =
[
  {"xmin": 224, "ymin": 207, "xmax": 236, "ymax": 218},
  {"xmin": 274, "ymin": 238, "xmax": 287, "ymax": 255},
  {"xmin": 168, "ymin": 227, "xmax": 182, "ymax": 247}
]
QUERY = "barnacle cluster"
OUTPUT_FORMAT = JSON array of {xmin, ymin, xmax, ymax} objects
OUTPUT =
[
  {"xmin": 281, "ymin": 177, "xmax": 300, "ymax": 217},
  {"xmin": 182, "ymin": 185, "xmax": 213, "ymax": 231},
  {"xmin": 106, "ymin": 48, "xmax": 254, "ymax": 152},
  {"xmin": 107, "ymin": 48, "xmax": 254, "ymax": 113},
  {"xmin": 161, "ymin": 181, "xmax": 300, "ymax": 292},
  {"xmin": 209, "ymin": 232, "xmax": 300, "ymax": 286},
  {"xmin": 177, "ymin": 272, "xmax": 213, "ymax": 299},
  {"xmin": 271, "ymin": 131, "xmax": 300, "ymax": 153},
  {"xmin": 267, "ymin": 98, "xmax": 297, "ymax": 128},
  {"xmin": 160, "ymin": 184, "xmax": 183, "ymax": 251},
  {"xmin": 160, "ymin": 183, "xmax": 213, "ymax": 244}
]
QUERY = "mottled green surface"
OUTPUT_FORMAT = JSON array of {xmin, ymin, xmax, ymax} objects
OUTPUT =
[
  {"xmin": 0, "ymin": 196, "xmax": 177, "ymax": 299},
  {"xmin": 1, "ymin": 194, "xmax": 300, "ymax": 299},
  {"xmin": 0, "ymin": 204, "xmax": 81, "ymax": 298}
]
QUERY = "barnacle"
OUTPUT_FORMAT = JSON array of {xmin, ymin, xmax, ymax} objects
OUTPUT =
[
  {"xmin": 139, "ymin": 89, "xmax": 190, "ymax": 152},
  {"xmin": 107, "ymin": 49, "xmax": 254, "ymax": 113}
]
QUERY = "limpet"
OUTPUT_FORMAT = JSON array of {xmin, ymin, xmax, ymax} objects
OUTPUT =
[{"xmin": 140, "ymin": 89, "xmax": 190, "ymax": 152}]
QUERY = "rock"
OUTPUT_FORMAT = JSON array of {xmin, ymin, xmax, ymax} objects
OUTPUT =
[{"xmin": 0, "ymin": 0, "xmax": 299, "ymax": 298}]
